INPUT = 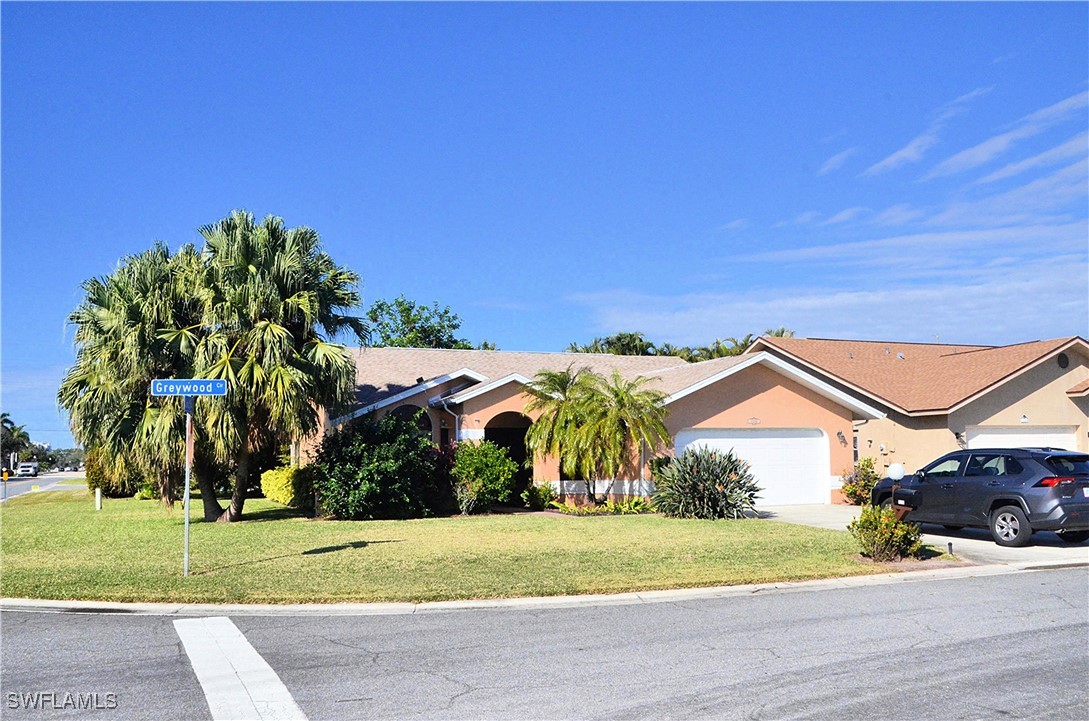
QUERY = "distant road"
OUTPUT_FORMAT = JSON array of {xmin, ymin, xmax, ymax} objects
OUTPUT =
[{"xmin": 1, "ymin": 471, "xmax": 85, "ymax": 502}]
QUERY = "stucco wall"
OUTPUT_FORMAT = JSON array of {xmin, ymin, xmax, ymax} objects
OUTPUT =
[
  {"xmin": 853, "ymin": 413, "xmax": 955, "ymax": 476},
  {"xmin": 664, "ymin": 363, "xmax": 856, "ymax": 478}
]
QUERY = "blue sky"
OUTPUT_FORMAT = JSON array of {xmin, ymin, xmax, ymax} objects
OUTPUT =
[{"xmin": 3, "ymin": 2, "xmax": 1087, "ymax": 449}]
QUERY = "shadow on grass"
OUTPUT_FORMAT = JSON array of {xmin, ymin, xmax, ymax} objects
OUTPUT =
[{"xmin": 192, "ymin": 539, "xmax": 402, "ymax": 575}]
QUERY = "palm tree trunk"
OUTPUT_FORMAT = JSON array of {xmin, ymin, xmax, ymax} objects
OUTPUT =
[
  {"xmin": 159, "ymin": 470, "xmax": 176, "ymax": 508},
  {"xmin": 217, "ymin": 439, "xmax": 249, "ymax": 522},
  {"xmin": 195, "ymin": 457, "xmax": 224, "ymax": 522}
]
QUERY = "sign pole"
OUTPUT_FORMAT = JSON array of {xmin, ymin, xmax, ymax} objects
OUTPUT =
[{"xmin": 184, "ymin": 395, "xmax": 194, "ymax": 577}]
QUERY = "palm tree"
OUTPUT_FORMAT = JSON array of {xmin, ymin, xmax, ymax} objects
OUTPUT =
[
  {"xmin": 1, "ymin": 413, "xmax": 31, "ymax": 464},
  {"xmin": 193, "ymin": 211, "xmax": 366, "ymax": 521},
  {"xmin": 524, "ymin": 365, "xmax": 595, "ymax": 483},
  {"xmin": 59, "ymin": 243, "xmax": 197, "ymax": 506},
  {"xmin": 763, "ymin": 326, "xmax": 795, "ymax": 338},
  {"xmin": 725, "ymin": 333, "xmax": 757, "ymax": 355},
  {"xmin": 574, "ymin": 371, "xmax": 670, "ymax": 500}
]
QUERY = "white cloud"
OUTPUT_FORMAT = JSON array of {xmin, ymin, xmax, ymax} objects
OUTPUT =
[
  {"xmin": 822, "ymin": 207, "xmax": 868, "ymax": 225},
  {"xmin": 568, "ymin": 254, "xmax": 1088, "ymax": 347},
  {"xmin": 717, "ymin": 219, "xmax": 749, "ymax": 231},
  {"xmin": 873, "ymin": 204, "xmax": 926, "ymax": 226},
  {"xmin": 794, "ymin": 211, "xmax": 820, "ymax": 224},
  {"xmin": 863, "ymin": 87, "xmax": 993, "ymax": 176},
  {"xmin": 926, "ymin": 91, "xmax": 1089, "ymax": 179},
  {"xmin": 975, "ymin": 132, "xmax": 1088, "ymax": 184},
  {"xmin": 818, "ymin": 147, "xmax": 857, "ymax": 175}
]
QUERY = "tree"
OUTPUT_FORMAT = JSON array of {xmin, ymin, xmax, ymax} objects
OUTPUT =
[
  {"xmin": 366, "ymin": 295, "xmax": 494, "ymax": 349},
  {"xmin": 524, "ymin": 367, "xmax": 669, "ymax": 503},
  {"xmin": 524, "ymin": 365, "xmax": 596, "ymax": 483},
  {"xmin": 191, "ymin": 211, "xmax": 366, "ymax": 521},
  {"xmin": 763, "ymin": 326, "xmax": 795, "ymax": 338},
  {"xmin": 1, "ymin": 413, "xmax": 31, "ymax": 466},
  {"xmin": 567, "ymin": 332, "xmax": 656, "ymax": 356},
  {"xmin": 59, "ymin": 243, "xmax": 200, "ymax": 506},
  {"xmin": 60, "ymin": 210, "xmax": 366, "ymax": 522}
]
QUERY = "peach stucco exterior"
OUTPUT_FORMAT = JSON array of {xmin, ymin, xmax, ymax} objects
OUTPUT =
[
  {"xmin": 663, "ymin": 363, "xmax": 855, "ymax": 478},
  {"xmin": 858, "ymin": 349, "xmax": 1089, "ymax": 474}
]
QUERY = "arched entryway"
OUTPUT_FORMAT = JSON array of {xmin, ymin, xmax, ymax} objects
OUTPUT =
[{"xmin": 484, "ymin": 412, "xmax": 533, "ymax": 501}]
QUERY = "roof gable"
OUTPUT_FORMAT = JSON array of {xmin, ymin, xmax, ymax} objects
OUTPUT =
[{"xmin": 749, "ymin": 336, "xmax": 1088, "ymax": 414}]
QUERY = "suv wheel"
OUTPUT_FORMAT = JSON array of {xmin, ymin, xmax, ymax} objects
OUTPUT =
[
  {"xmin": 990, "ymin": 505, "xmax": 1032, "ymax": 547},
  {"xmin": 1057, "ymin": 530, "xmax": 1089, "ymax": 544}
]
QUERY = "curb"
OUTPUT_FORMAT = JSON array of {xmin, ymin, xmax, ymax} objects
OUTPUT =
[{"xmin": 3, "ymin": 561, "xmax": 1083, "ymax": 617}]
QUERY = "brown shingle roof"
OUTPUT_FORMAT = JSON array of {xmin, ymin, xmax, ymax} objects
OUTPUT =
[
  {"xmin": 348, "ymin": 347, "xmax": 686, "ymax": 408},
  {"xmin": 751, "ymin": 336, "xmax": 1084, "ymax": 414}
]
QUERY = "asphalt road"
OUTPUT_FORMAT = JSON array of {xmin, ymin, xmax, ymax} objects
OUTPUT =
[
  {"xmin": 1, "ymin": 471, "xmax": 86, "ymax": 502},
  {"xmin": 2, "ymin": 567, "xmax": 1086, "ymax": 720}
]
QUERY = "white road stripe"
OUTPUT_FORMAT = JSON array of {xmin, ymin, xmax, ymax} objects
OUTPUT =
[{"xmin": 174, "ymin": 616, "xmax": 306, "ymax": 721}]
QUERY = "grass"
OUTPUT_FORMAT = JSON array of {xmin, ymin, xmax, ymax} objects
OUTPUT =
[
  {"xmin": 1, "ymin": 490, "xmax": 898, "ymax": 605},
  {"xmin": 55, "ymin": 478, "xmax": 87, "ymax": 486}
]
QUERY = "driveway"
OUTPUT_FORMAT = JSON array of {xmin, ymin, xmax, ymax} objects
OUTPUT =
[{"xmin": 759, "ymin": 503, "xmax": 1089, "ymax": 566}]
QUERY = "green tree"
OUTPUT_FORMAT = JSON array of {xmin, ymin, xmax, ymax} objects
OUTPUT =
[
  {"xmin": 567, "ymin": 332, "xmax": 656, "ymax": 356},
  {"xmin": 191, "ymin": 211, "xmax": 366, "ymax": 521},
  {"xmin": 59, "ymin": 243, "xmax": 200, "ymax": 506},
  {"xmin": 524, "ymin": 367, "xmax": 669, "ymax": 503},
  {"xmin": 366, "ymin": 295, "xmax": 494, "ymax": 349},
  {"xmin": 1, "ymin": 413, "xmax": 31, "ymax": 466},
  {"xmin": 763, "ymin": 326, "xmax": 795, "ymax": 338}
]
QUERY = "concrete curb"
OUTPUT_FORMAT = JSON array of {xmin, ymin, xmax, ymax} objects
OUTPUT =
[{"xmin": 3, "ymin": 560, "xmax": 1084, "ymax": 617}]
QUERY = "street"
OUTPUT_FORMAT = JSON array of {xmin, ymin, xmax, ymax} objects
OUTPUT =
[{"xmin": 2, "ymin": 567, "xmax": 1086, "ymax": 720}]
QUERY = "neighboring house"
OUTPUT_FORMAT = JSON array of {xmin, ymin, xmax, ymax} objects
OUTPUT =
[
  {"xmin": 747, "ymin": 336, "xmax": 1089, "ymax": 475},
  {"xmin": 302, "ymin": 347, "xmax": 885, "ymax": 505}
]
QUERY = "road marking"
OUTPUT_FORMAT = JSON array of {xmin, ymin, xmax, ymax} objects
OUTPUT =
[{"xmin": 174, "ymin": 616, "xmax": 306, "ymax": 721}]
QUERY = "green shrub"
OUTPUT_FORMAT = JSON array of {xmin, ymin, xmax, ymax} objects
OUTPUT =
[
  {"xmin": 451, "ymin": 440, "xmax": 519, "ymax": 515},
  {"xmin": 651, "ymin": 446, "xmax": 760, "ymax": 519},
  {"xmin": 84, "ymin": 448, "xmax": 141, "ymax": 498},
  {"xmin": 309, "ymin": 414, "xmax": 453, "ymax": 520},
  {"xmin": 847, "ymin": 504, "xmax": 922, "ymax": 561},
  {"xmin": 649, "ymin": 455, "xmax": 673, "ymax": 480},
  {"xmin": 549, "ymin": 497, "xmax": 653, "ymax": 516},
  {"xmin": 840, "ymin": 457, "xmax": 881, "ymax": 505},
  {"xmin": 260, "ymin": 465, "xmax": 314, "ymax": 514},
  {"xmin": 521, "ymin": 480, "xmax": 558, "ymax": 510}
]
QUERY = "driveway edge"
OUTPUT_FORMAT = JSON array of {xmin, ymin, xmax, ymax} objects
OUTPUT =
[{"xmin": 3, "ymin": 560, "xmax": 1084, "ymax": 616}]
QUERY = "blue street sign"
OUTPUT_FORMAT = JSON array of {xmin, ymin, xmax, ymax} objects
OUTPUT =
[{"xmin": 150, "ymin": 379, "xmax": 228, "ymax": 397}]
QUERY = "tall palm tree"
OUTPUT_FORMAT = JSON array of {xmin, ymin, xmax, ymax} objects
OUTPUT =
[
  {"xmin": 1, "ymin": 413, "xmax": 31, "ymax": 463},
  {"xmin": 193, "ymin": 211, "xmax": 366, "ymax": 521},
  {"xmin": 763, "ymin": 326, "xmax": 795, "ymax": 338},
  {"xmin": 524, "ymin": 365, "xmax": 595, "ymax": 482},
  {"xmin": 59, "ymin": 243, "xmax": 198, "ymax": 506},
  {"xmin": 574, "ymin": 371, "xmax": 670, "ymax": 500}
]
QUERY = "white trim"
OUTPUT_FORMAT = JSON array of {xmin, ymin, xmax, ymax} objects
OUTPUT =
[
  {"xmin": 459, "ymin": 428, "xmax": 485, "ymax": 441},
  {"xmin": 444, "ymin": 373, "xmax": 534, "ymax": 405},
  {"xmin": 556, "ymin": 479, "xmax": 654, "ymax": 497},
  {"xmin": 663, "ymin": 352, "xmax": 885, "ymax": 420},
  {"xmin": 331, "ymin": 368, "xmax": 488, "ymax": 426}
]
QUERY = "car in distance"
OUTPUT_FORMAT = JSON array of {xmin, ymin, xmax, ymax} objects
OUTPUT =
[
  {"xmin": 15, "ymin": 462, "xmax": 39, "ymax": 478},
  {"xmin": 870, "ymin": 448, "xmax": 1089, "ymax": 547}
]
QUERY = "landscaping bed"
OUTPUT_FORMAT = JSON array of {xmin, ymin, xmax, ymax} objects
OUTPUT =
[{"xmin": 3, "ymin": 490, "xmax": 916, "ymax": 604}]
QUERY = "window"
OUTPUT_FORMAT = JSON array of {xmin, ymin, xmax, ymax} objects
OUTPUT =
[
  {"xmin": 1045, "ymin": 455, "xmax": 1089, "ymax": 475},
  {"xmin": 965, "ymin": 454, "xmax": 1023, "ymax": 476},
  {"xmin": 924, "ymin": 456, "xmax": 963, "ymax": 478}
]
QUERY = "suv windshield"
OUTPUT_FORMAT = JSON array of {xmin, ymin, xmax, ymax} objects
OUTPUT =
[{"xmin": 1044, "ymin": 455, "xmax": 1089, "ymax": 475}]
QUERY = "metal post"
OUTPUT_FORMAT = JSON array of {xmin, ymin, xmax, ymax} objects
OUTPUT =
[{"xmin": 184, "ymin": 396, "xmax": 194, "ymax": 577}]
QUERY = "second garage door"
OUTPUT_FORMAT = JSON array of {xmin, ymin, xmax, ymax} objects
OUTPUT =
[
  {"xmin": 965, "ymin": 425, "xmax": 1077, "ymax": 451},
  {"xmin": 674, "ymin": 428, "xmax": 829, "ymax": 506}
]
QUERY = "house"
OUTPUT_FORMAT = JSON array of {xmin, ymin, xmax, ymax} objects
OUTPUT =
[
  {"xmin": 303, "ymin": 346, "xmax": 885, "ymax": 505},
  {"xmin": 746, "ymin": 336, "xmax": 1089, "ymax": 475}
]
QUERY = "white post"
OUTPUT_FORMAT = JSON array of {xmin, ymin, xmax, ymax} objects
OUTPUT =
[{"xmin": 95, "ymin": 487, "xmax": 102, "ymax": 510}]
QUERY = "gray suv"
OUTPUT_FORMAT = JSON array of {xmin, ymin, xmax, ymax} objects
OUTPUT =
[{"xmin": 870, "ymin": 448, "xmax": 1089, "ymax": 547}]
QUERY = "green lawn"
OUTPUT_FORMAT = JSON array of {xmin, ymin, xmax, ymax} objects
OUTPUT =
[{"xmin": 2, "ymin": 490, "xmax": 894, "ymax": 604}]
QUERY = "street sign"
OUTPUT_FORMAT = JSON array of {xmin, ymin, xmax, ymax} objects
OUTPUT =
[
  {"xmin": 149, "ymin": 378, "xmax": 227, "ymax": 578},
  {"xmin": 150, "ymin": 379, "xmax": 227, "ymax": 396}
]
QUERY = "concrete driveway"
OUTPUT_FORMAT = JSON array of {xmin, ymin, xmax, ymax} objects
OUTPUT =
[{"xmin": 759, "ymin": 503, "xmax": 1089, "ymax": 566}]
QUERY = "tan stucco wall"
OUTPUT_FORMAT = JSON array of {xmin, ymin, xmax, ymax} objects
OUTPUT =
[
  {"xmin": 855, "ymin": 350, "xmax": 1089, "ymax": 473},
  {"xmin": 664, "ymin": 363, "xmax": 856, "ymax": 479},
  {"xmin": 949, "ymin": 351, "xmax": 1089, "ymax": 451}
]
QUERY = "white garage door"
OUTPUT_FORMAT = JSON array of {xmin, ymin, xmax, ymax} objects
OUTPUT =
[
  {"xmin": 966, "ymin": 425, "xmax": 1077, "ymax": 451},
  {"xmin": 674, "ymin": 428, "xmax": 829, "ymax": 506}
]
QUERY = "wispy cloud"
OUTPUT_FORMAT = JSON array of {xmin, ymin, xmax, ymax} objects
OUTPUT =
[
  {"xmin": 818, "ymin": 147, "xmax": 857, "ymax": 175},
  {"xmin": 568, "ymin": 253, "xmax": 1088, "ymax": 347},
  {"xmin": 717, "ymin": 219, "xmax": 749, "ymax": 231},
  {"xmin": 863, "ymin": 87, "xmax": 993, "ymax": 176},
  {"xmin": 821, "ymin": 207, "xmax": 867, "ymax": 225},
  {"xmin": 873, "ymin": 203, "xmax": 926, "ymax": 226},
  {"xmin": 925, "ymin": 91, "xmax": 1089, "ymax": 179},
  {"xmin": 974, "ymin": 131, "xmax": 1088, "ymax": 184},
  {"xmin": 927, "ymin": 158, "xmax": 1087, "ymax": 226}
]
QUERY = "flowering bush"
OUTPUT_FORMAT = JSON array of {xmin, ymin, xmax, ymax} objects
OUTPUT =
[
  {"xmin": 840, "ymin": 457, "xmax": 881, "ymax": 505},
  {"xmin": 848, "ymin": 504, "xmax": 922, "ymax": 561}
]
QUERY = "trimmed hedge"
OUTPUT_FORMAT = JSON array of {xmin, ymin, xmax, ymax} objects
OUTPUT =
[
  {"xmin": 847, "ymin": 504, "xmax": 922, "ymax": 561},
  {"xmin": 451, "ymin": 440, "xmax": 518, "ymax": 514},
  {"xmin": 260, "ymin": 465, "xmax": 314, "ymax": 514}
]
